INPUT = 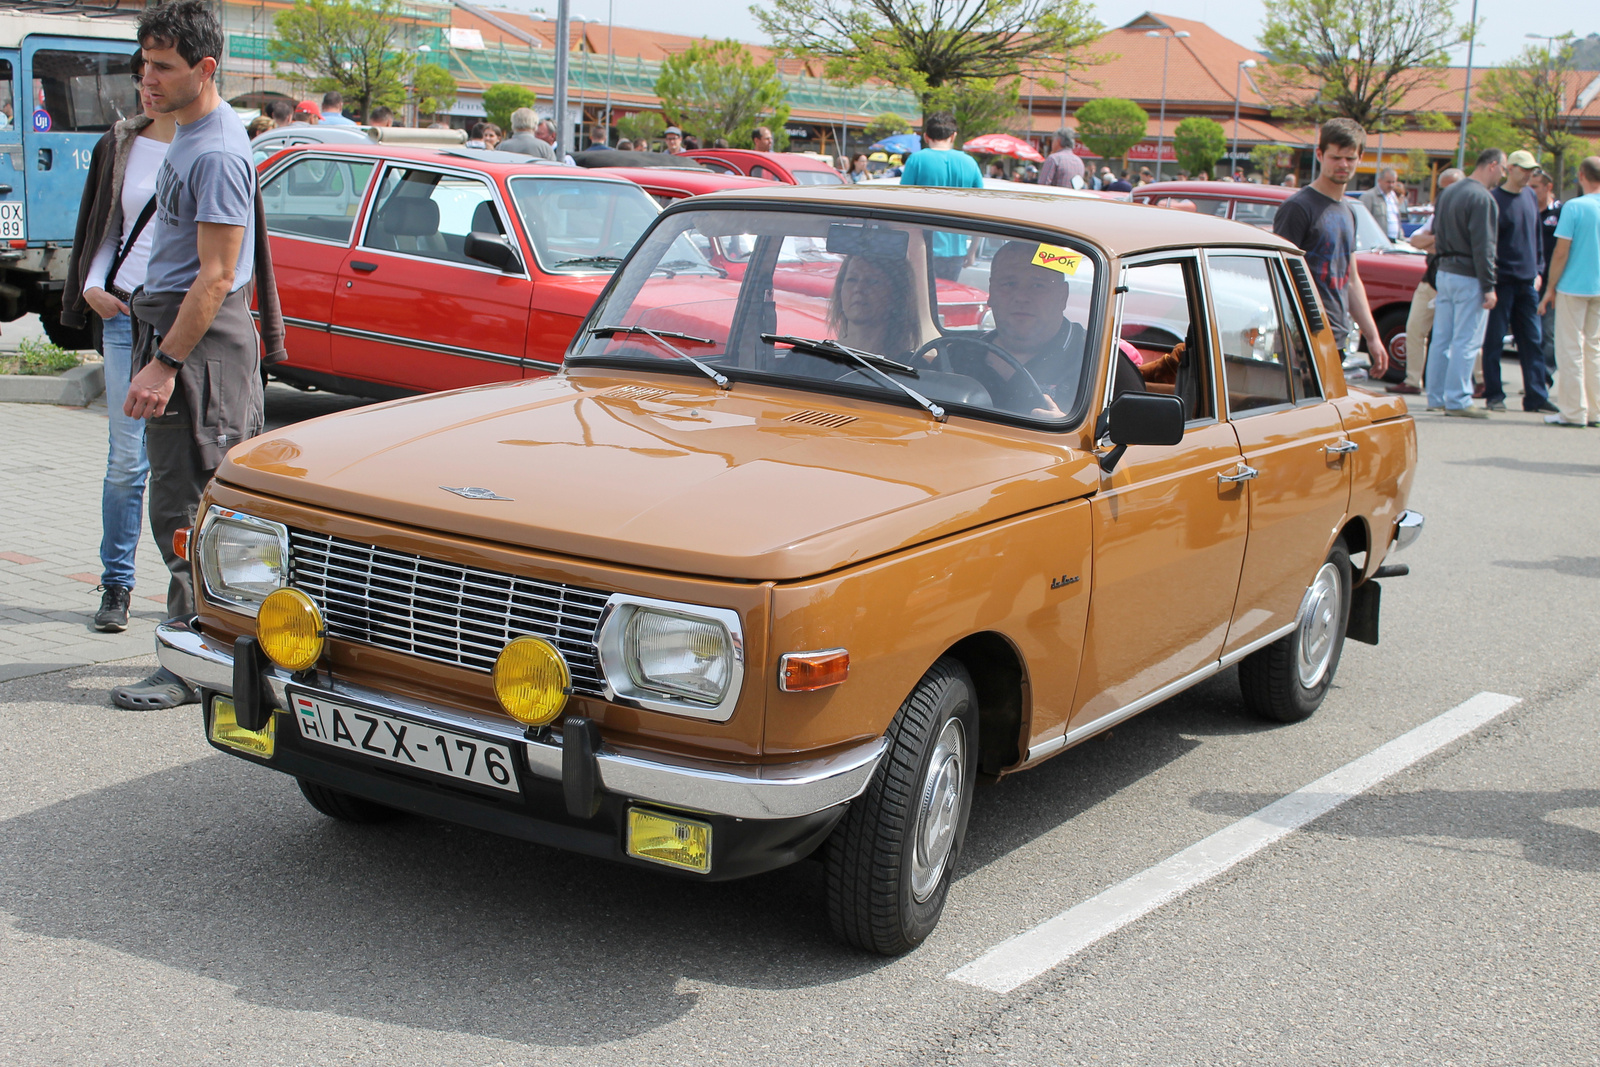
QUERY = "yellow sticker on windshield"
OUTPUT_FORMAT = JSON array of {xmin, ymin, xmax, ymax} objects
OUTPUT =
[{"xmin": 1031, "ymin": 245, "xmax": 1083, "ymax": 275}]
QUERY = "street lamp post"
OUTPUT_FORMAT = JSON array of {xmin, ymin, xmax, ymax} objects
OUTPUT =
[
  {"xmin": 1455, "ymin": 0, "xmax": 1479, "ymax": 169},
  {"xmin": 405, "ymin": 44, "xmax": 431, "ymax": 127},
  {"xmin": 603, "ymin": 0, "xmax": 615, "ymax": 142},
  {"xmin": 1231, "ymin": 59, "xmax": 1257, "ymax": 178},
  {"xmin": 1146, "ymin": 29, "xmax": 1189, "ymax": 182},
  {"xmin": 554, "ymin": 0, "xmax": 571, "ymax": 158}
]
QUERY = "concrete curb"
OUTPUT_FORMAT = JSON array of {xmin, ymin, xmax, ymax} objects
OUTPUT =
[{"xmin": 0, "ymin": 362, "xmax": 104, "ymax": 406}]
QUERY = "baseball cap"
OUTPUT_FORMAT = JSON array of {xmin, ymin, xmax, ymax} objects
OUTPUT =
[
  {"xmin": 295, "ymin": 99, "xmax": 320, "ymax": 114},
  {"xmin": 1507, "ymin": 149, "xmax": 1540, "ymax": 170},
  {"xmin": 663, "ymin": 126, "xmax": 682, "ymax": 136}
]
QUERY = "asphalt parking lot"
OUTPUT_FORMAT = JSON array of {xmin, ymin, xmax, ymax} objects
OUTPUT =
[{"xmin": 1, "ymin": 370, "xmax": 1597, "ymax": 1066}]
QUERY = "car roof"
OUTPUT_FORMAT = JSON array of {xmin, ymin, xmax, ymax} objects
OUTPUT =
[
  {"xmin": 261, "ymin": 142, "xmax": 641, "ymax": 184},
  {"xmin": 685, "ymin": 149, "xmax": 835, "ymax": 172},
  {"xmin": 1135, "ymin": 180, "xmax": 1295, "ymax": 203},
  {"xmin": 675, "ymin": 183, "xmax": 1299, "ymax": 257},
  {"xmin": 605, "ymin": 168, "xmax": 778, "ymax": 194}
]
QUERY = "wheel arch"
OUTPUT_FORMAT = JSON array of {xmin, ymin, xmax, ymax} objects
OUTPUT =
[
  {"xmin": 940, "ymin": 631, "xmax": 1029, "ymax": 777},
  {"xmin": 1336, "ymin": 515, "xmax": 1373, "ymax": 581}
]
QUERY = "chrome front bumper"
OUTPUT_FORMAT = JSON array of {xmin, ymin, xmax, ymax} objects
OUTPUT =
[{"xmin": 156, "ymin": 619, "xmax": 883, "ymax": 821}]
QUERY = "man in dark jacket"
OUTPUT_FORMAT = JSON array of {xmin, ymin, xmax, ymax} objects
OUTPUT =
[
  {"xmin": 112, "ymin": 0, "xmax": 285, "ymax": 710},
  {"xmin": 1532, "ymin": 168, "xmax": 1562, "ymax": 382},
  {"xmin": 1426, "ymin": 148, "xmax": 1504, "ymax": 416},
  {"xmin": 1482, "ymin": 150, "xmax": 1554, "ymax": 412}
]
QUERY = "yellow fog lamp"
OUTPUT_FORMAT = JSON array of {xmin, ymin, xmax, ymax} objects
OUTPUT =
[
  {"xmin": 626, "ymin": 808, "xmax": 712, "ymax": 873},
  {"xmin": 257, "ymin": 587, "xmax": 325, "ymax": 672},
  {"xmin": 209, "ymin": 696, "xmax": 275, "ymax": 758},
  {"xmin": 493, "ymin": 636, "xmax": 571, "ymax": 727}
]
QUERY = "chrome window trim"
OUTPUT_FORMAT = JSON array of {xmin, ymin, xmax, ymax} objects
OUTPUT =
[
  {"xmin": 357, "ymin": 159, "xmax": 528, "ymax": 277},
  {"xmin": 594, "ymin": 594, "xmax": 746, "ymax": 723},
  {"xmin": 273, "ymin": 315, "xmax": 559, "ymax": 372},
  {"xmin": 195, "ymin": 505, "xmax": 290, "ymax": 618},
  {"xmin": 258, "ymin": 151, "xmax": 378, "ymax": 249}
]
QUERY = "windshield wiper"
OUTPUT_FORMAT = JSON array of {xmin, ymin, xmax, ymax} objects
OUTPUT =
[
  {"xmin": 652, "ymin": 258, "xmax": 725, "ymax": 278},
  {"xmin": 587, "ymin": 324, "xmax": 730, "ymax": 389},
  {"xmin": 556, "ymin": 255, "xmax": 626, "ymax": 268},
  {"xmin": 762, "ymin": 334, "xmax": 946, "ymax": 422}
]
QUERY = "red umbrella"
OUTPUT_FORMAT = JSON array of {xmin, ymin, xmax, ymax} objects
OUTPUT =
[{"xmin": 960, "ymin": 133, "xmax": 1045, "ymax": 163}]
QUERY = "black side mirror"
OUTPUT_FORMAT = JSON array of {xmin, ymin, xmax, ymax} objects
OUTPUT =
[
  {"xmin": 1097, "ymin": 392, "xmax": 1184, "ymax": 472},
  {"xmin": 464, "ymin": 231, "xmax": 523, "ymax": 273}
]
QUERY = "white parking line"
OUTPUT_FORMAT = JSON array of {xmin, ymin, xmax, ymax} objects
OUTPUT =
[{"xmin": 949, "ymin": 691, "xmax": 1522, "ymax": 994}]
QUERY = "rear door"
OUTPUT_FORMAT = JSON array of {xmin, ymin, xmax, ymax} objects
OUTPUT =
[
  {"xmin": 1207, "ymin": 249, "xmax": 1351, "ymax": 657},
  {"xmin": 331, "ymin": 162, "xmax": 533, "ymax": 393},
  {"xmin": 20, "ymin": 36, "xmax": 138, "ymax": 243},
  {"xmin": 0, "ymin": 54, "xmax": 22, "ymax": 247}
]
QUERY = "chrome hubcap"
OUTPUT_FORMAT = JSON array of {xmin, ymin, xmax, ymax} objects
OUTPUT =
[
  {"xmin": 910, "ymin": 718, "xmax": 966, "ymax": 903},
  {"xmin": 1295, "ymin": 562, "xmax": 1343, "ymax": 689}
]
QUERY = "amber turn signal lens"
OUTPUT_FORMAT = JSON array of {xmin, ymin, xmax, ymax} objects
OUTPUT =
[
  {"xmin": 493, "ymin": 636, "xmax": 570, "ymax": 727},
  {"xmin": 173, "ymin": 525, "xmax": 192, "ymax": 561},
  {"xmin": 257, "ymin": 587, "xmax": 325, "ymax": 672},
  {"xmin": 778, "ymin": 648, "xmax": 850, "ymax": 692},
  {"xmin": 626, "ymin": 808, "xmax": 711, "ymax": 873}
]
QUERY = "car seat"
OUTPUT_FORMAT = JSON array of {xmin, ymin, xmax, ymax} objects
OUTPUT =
[{"xmin": 374, "ymin": 197, "xmax": 446, "ymax": 256}]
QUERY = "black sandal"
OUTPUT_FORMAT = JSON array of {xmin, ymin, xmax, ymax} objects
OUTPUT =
[{"xmin": 111, "ymin": 668, "xmax": 197, "ymax": 710}]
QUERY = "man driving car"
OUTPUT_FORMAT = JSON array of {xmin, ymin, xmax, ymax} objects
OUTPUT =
[{"xmin": 947, "ymin": 240, "xmax": 1087, "ymax": 418}]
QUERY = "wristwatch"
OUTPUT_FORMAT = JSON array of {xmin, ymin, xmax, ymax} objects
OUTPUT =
[{"xmin": 154, "ymin": 348, "xmax": 185, "ymax": 370}]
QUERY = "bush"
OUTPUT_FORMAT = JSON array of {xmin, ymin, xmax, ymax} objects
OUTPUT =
[
  {"xmin": 1, "ymin": 337, "xmax": 81, "ymax": 376},
  {"xmin": 482, "ymin": 84, "xmax": 537, "ymax": 131},
  {"xmin": 1074, "ymin": 98, "xmax": 1148, "ymax": 168}
]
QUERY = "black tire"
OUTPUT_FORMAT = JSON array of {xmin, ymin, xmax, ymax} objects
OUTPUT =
[
  {"xmin": 1375, "ymin": 307, "xmax": 1409, "ymax": 383},
  {"xmin": 41, "ymin": 311, "xmax": 93, "ymax": 353},
  {"xmin": 824, "ymin": 657, "xmax": 978, "ymax": 955},
  {"xmin": 297, "ymin": 778, "xmax": 400, "ymax": 823},
  {"xmin": 1240, "ymin": 540, "xmax": 1352, "ymax": 723}
]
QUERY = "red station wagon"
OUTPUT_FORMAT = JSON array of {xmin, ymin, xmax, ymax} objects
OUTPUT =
[{"xmin": 1133, "ymin": 181, "xmax": 1426, "ymax": 381}]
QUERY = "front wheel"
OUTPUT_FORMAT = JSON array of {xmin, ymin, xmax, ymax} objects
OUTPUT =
[
  {"xmin": 1239, "ymin": 541, "xmax": 1352, "ymax": 723},
  {"xmin": 297, "ymin": 778, "xmax": 400, "ymax": 823},
  {"xmin": 824, "ymin": 657, "xmax": 978, "ymax": 955}
]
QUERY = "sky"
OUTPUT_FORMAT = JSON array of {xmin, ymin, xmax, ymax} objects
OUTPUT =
[{"xmin": 490, "ymin": 0, "xmax": 1596, "ymax": 70}]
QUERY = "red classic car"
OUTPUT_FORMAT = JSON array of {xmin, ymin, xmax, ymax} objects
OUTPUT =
[
  {"xmin": 258, "ymin": 144, "xmax": 662, "ymax": 398},
  {"xmin": 682, "ymin": 148, "xmax": 846, "ymax": 186},
  {"xmin": 1132, "ymin": 181, "xmax": 1426, "ymax": 381},
  {"xmin": 588, "ymin": 165, "xmax": 779, "ymax": 206}
]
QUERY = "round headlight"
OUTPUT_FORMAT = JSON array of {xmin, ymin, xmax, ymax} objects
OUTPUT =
[
  {"xmin": 257, "ymin": 587, "xmax": 325, "ymax": 672},
  {"xmin": 494, "ymin": 637, "xmax": 571, "ymax": 727}
]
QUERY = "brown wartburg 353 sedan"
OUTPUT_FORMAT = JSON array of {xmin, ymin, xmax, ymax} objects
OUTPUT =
[{"xmin": 157, "ymin": 184, "xmax": 1423, "ymax": 955}]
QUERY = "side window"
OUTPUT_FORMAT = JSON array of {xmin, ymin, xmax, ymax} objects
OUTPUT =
[
  {"xmin": 1153, "ymin": 196, "xmax": 1230, "ymax": 219},
  {"xmin": 30, "ymin": 50, "xmax": 139, "ymax": 132},
  {"xmin": 1210, "ymin": 254, "xmax": 1292, "ymax": 414},
  {"xmin": 1272, "ymin": 258, "xmax": 1322, "ymax": 402},
  {"xmin": 750, "ymin": 164, "xmax": 778, "ymax": 181},
  {"xmin": 1119, "ymin": 259, "xmax": 1214, "ymax": 423},
  {"xmin": 1232, "ymin": 201, "xmax": 1279, "ymax": 230},
  {"xmin": 0, "ymin": 60, "xmax": 14, "ymax": 135},
  {"xmin": 364, "ymin": 166, "xmax": 500, "ymax": 265},
  {"xmin": 698, "ymin": 159, "xmax": 736, "ymax": 175},
  {"xmin": 262, "ymin": 157, "xmax": 373, "ymax": 243}
]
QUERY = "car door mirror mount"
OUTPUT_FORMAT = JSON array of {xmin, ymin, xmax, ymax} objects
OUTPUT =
[
  {"xmin": 465, "ymin": 230, "xmax": 523, "ymax": 273},
  {"xmin": 1096, "ymin": 392, "xmax": 1185, "ymax": 473}
]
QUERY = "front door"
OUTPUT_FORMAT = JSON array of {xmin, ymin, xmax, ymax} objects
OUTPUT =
[
  {"xmin": 1071, "ymin": 255, "xmax": 1250, "ymax": 734},
  {"xmin": 331, "ymin": 163, "xmax": 532, "ymax": 393},
  {"xmin": 1206, "ymin": 250, "xmax": 1352, "ymax": 656},
  {"xmin": 0, "ymin": 54, "xmax": 23, "ymax": 251},
  {"xmin": 20, "ymin": 37, "xmax": 138, "ymax": 243}
]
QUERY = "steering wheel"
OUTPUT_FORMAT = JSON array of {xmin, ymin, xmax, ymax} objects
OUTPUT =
[{"xmin": 912, "ymin": 336, "xmax": 1051, "ymax": 414}]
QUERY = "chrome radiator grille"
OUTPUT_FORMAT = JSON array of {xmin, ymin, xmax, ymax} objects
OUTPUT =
[{"xmin": 289, "ymin": 530, "xmax": 610, "ymax": 695}]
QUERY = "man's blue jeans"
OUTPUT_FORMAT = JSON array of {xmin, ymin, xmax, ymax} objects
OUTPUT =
[
  {"xmin": 1482, "ymin": 276, "xmax": 1549, "ymax": 409},
  {"xmin": 1426, "ymin": 272, "xmax": 1491, "ymax": 411},
  {"xmin": 100, "ymin": 312, "xmax": 149, "ymax": 590}
]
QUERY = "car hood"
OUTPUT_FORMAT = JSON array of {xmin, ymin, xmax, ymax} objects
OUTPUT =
[{"xmin": 221, "ymin": 373, "xmax": 1098, "ymax": 580}]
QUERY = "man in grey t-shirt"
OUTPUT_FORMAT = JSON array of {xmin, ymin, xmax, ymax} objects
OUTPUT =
[{"xmin": 116, "ymin": 0, "xmax": 267, "ymax": 710}]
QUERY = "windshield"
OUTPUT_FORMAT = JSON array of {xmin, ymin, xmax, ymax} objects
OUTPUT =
[
  {"xmin": 1230, "ymin": 196, "xmax": 1395, "ymax": 252},
  {"xmin": 507, "ymin": 176, "xmax": 660, "ymax": 272},
  {"xmin": 570, "ymin": 207, "xmax": 1103, "ymax": 427}
]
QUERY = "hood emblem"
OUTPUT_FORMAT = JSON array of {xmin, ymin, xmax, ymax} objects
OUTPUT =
[{"xmin": 440, "ymin": 485, "xmax": 513, "ymax": 501}]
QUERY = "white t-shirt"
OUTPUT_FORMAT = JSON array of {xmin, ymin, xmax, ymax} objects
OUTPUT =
[{"xmin": 85, "ymin": 134, "xmax": 170, "ymax": 294}]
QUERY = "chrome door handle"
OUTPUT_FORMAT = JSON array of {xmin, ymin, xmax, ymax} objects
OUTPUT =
[
  {"xmin": 1322, "ymin": 439, "xmax": 1359, "ymax": 455},
  {"xmin": 1218, "ymin": 463, "xmax": 1259, "ymax": 484}
]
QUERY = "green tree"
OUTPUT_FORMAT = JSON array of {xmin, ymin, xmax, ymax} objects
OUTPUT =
[
  {"xmin": 1173, "ymin": 116, "xmax": 1226, "ymax": 177},
  {"xmin": 1257, "ymin": 0, "xmax": 1468, "ymax": 131},
  {"xmin": 1416, "ymin": 110, "xmax": 1454, "ymax": 132},
  {"xmin": 654, "ymin": 39, "xmax": 791, "ymax": 148},
  {"xmin": 482, "ymin": 83, "xmax": 537, "ymax": 131},
  {"xmin": 753, "ymin": 0, "xmax": 1101, "ymax": 119},
  {"xmin": 1481, "ymin": 40, "xmax": 1583, "ymax": 188},
  {"xmin": 1073, "ymin": 97, "xmax": 1147, "ymax": 170},
  {"xmin": 1398, "ymin": 146, "xmax": 1431, "ymax": 184},
  {"xmin": 1465, "ymin": 111, "xmax": 1520, "ymax": 159},
  {"xmin": 410, "ymin": 62, "xmax": 457, "ymax": 121},
  {"xmin": 928, "ymin": 79, "xmax": 1023, "ymax": 142},
  {"xmin": 271, "ymin": 0, "xmax": 442, "ymax": 119},
  {"xmin": 863, "ymin": 111, "xmax": 911, "ymax": 143},
  {"xmin": 617, "ymin": 110, "xmax": 666, "ymax": 146},
  {"xmin": 1250, "ymin": 142, "xmax": 1296, "ymax": 181}
]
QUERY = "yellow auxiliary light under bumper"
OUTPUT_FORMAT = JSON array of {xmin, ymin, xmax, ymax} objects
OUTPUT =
[
  {"xmin": 493, "ymin": 636, "xmax": 571, "ymax": 727},
  {"xmin": 627, "ymin": 808, "xmax": 712, "ymax": 873},
  {"xmin": 209, "ymin": 696, "xmax": 275, "ymax": 757},
  {"xmin": 257, "ymin": 587, "xmax": 325, "ymax": 672}
]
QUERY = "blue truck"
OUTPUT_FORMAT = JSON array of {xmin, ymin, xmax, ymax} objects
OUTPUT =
[{"xmin": 0, "ymin": 9, "xmax": 139, "ymax": 349}]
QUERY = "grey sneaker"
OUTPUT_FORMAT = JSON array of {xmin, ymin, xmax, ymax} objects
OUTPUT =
[
  {"xmin": 1445, "ymin": 406, "xmax": 1490, "ymax": 419},
  {"xmin": 94, "ymin": 585, "xmax": 131, "ymax": 632},
  {"xmin": 111, "ymin": 667, "xmax": 197, "ymax": 710}
]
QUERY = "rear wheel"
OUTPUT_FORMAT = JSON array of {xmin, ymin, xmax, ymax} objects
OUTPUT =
[
  {"xmin": 1240, "ymin": 541, "xmax": 1352, "ymax": 723},
  {"xmin": 297, "ymin": 778, "xmax": 400, "ymax": 823},
  {"xmin": 1375, "ymin": 308, "xmax": 1409, "ymax": 383},
  {"xmin": 824, "ymin": 657, "xmax": 977, "ymax": 955}
]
